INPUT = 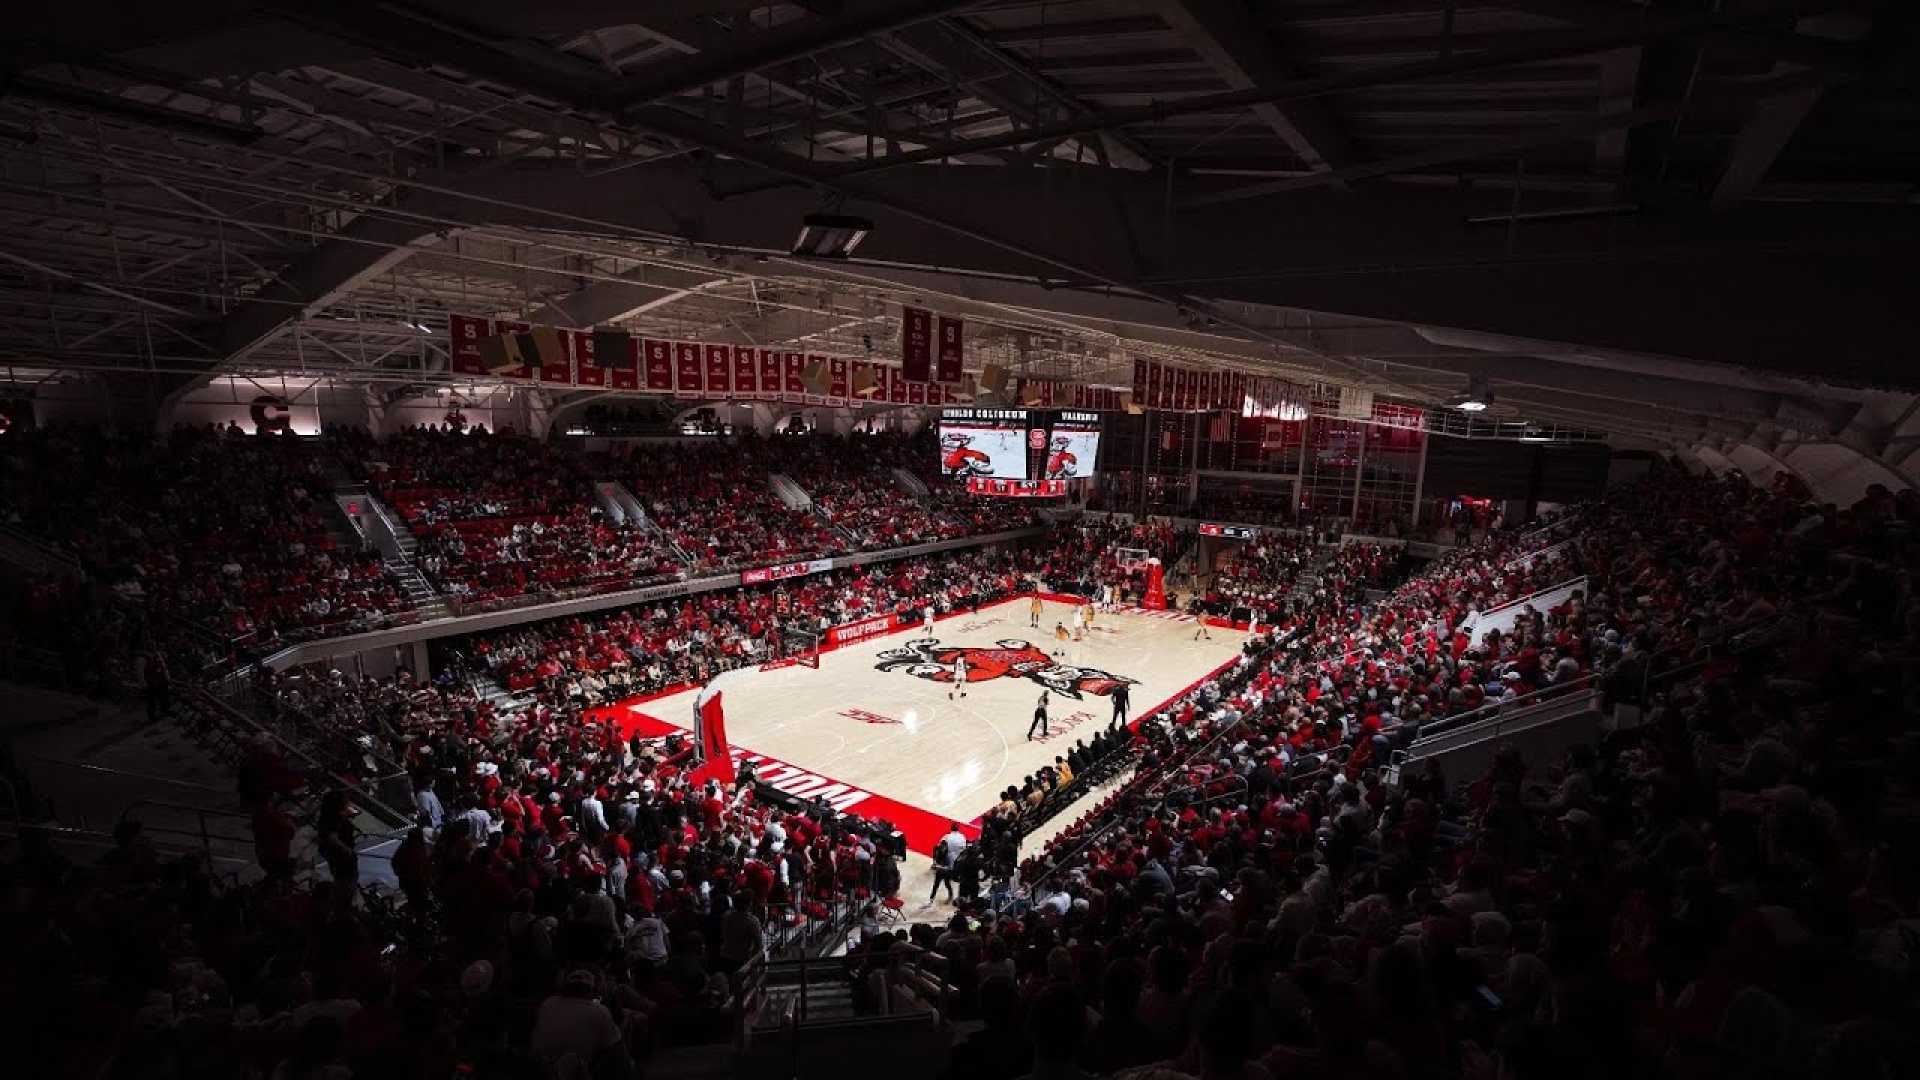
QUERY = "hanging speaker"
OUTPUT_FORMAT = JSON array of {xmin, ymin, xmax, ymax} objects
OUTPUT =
[
  {"xmin": 801, "ymin": 357, "xmax": 830, "ymax": 395},
  {"xmin": 979, "ymin": 363, "xmax": 1008, "ymax": 398},
  {"xmin": 480, "ymin": 333, "xmax": 523, "ymax": 373},
  {"xmin": 591, "ymin": 328, "xmax": 631, "ymax": 368}
]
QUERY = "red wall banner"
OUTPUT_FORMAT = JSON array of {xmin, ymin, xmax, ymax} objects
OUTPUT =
[
  {"xmin": 732, "ymin": 345, "xmax": 757, "ymax": 397},
  {"xmin": 901, "ymin": 305, "xmax": 933, "ymax": 382},
  {"xmin": 704, "ymin": 343, "xmax": 731, "ymax": 395},
  {"xmin": 572, "ymin": 331, "xmax": 604, "ymax": 387},
  {"xmin": 936, "ymin": 315, "xmax": 964, "ymax": 383},
  {"xmin": 673, "ymin": 342, "xmax": 703, "ymax": 397},
  {"xmin": 449, "ymin": 314, "xmax": 490, "ymax": 375},
  {"xmin": 643, "ymin": 339, "xmax": 673, "ymax": 391}
]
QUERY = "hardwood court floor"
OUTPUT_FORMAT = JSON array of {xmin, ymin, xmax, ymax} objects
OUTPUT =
[{"xmin": 625, "ymin": 598, "xmax": 1248, "ymax": 842}]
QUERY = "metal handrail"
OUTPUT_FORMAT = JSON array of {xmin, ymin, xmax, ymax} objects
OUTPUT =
[
  {"xmin": 1412, "ymin": 674, "xmax": 1599, "ymax": 742},
  {"xmin": 32, "ymin": 757, "xmax": 232, "ymax": 796},
  {"xmin": 1461, "ymin": 574, "xmax": 1589, "ymax": 631}
]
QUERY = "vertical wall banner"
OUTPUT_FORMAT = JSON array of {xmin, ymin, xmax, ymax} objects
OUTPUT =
[
  {"xmin": 494, "ymin": 320, "xmax": 534, "ymax": 380},
  {"xmin": 828, "ymin": 356, "xmax": 849, "ymax": 403},
  {"xmin": 889, "ymin": 365, "xmax": 909, "ymax": 404},
  {"xmin": 873, "ymin": 363, "xmax": 892, "ymax": 403},
  {"xmin": 643, "ymin": 339, "xmax": 673, "ymax": 391},
  {"xmin": 572, "ymin": 331, "xmax": 605, "ymax": 387},
  {"xmin": 449, "ymin": 315, "xmax": 491, "ymax": 375},
  {"xmin": 758, "ymin": 349, "xmax": 783, "ymax": 401},
  {"xmin": 673, "ymin": 342, "xmax": 703, "ymax": 397},
  {"xmin": 783, "ymin": 351, "xmax": 806, "ymax": 400},
  {"xmin": 900, "ymin": 305, "xmax": 933, "ymax": 382},
  {"xmin": 907, "ymin": 380, "xmax": 926, "ymax": 405},
  {"xmin": 704, "ymin": 343, "xmax": 732, "ymax": 396},
  {"xmin": 935, "ymin": 315, "xmax": 964, "ymax": 383},
  {"xmin": 732, "ymin": 345, "xmax": 758, "ymax": 397}
]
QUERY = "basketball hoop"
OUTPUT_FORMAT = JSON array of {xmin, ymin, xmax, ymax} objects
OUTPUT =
[
  {"xmin": 1114, "ymin": 545, "xmax": 1150, "ymax": 572},
  {"xmin": 791, "ymin": 631, "xmax": 822, "ymax": 670}
]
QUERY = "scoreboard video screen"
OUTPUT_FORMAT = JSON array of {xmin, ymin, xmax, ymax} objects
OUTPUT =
[
  {"xmin": 938, "ymin": 408, "xmax": 1031, "ymax": 480},
  {"xmin": 1042, "ymin": 411, "xmax": 1101, "ymax": 480}
]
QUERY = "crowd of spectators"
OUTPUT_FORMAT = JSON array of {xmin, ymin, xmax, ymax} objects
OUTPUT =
[
  {"xmin": 1203, "ymin": 532, "xmax": 1321, "ymax": 617},
  {"xmin": 11, "ymin": 462, "xmax": 1918, "ymax": 1080},
  {"xmin": 873, "ymin": 471, "xmax": 1919, "ymax": 1080},
  {"xmin": 0, "ymin": 424, "xmax": 413, "ymax": 644},
  {"xmin": 351, "ymin": 428, "xmax": 682, "ymax": 609},
  {"xmin": 615, "ymin": 437, "xmax": 847, "ymax": 571}
]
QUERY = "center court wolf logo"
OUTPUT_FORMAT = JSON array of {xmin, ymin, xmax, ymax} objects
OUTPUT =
[{"xmin": 875, "ymin": 638, "xmax": 1137, "ymax": 700}]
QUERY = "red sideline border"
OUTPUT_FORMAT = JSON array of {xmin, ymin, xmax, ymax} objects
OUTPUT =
[{"xmin": 596, "ymin": 593, "xmax": 1245, "ymax": 856}]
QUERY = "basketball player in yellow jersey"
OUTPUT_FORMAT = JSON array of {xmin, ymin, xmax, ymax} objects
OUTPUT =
[
  {"xmin": 1053, "ymin": 621, "xmax": 1071, "ymax": 656},
  {"xmin": 1029, "ymin": 595, "xmax": 1044, "ymax": 628}
]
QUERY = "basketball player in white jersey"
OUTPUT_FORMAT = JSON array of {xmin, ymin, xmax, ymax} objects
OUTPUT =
[
  {"xmin": 922, "ymin": 604, "xmax": 936, "ymax": 637},
  {"xmin": 949, "ymin": 654, "xmax": 968, "ymax": 700}
]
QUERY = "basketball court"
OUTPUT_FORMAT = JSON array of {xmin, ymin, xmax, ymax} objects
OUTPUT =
[{"xmin": 611, "ymin": 596, "xmax": 1248, "ymax": 853}]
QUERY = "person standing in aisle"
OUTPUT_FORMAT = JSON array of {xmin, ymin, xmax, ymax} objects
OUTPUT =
[{"xmin": 1027, "ymin": 690, "xmax": 1051, "ymax": 741}]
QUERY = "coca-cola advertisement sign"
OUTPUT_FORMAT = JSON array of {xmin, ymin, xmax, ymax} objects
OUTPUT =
[{"xmin": 739, "ymin": 558, "xmax": 833, "ymax": 586}]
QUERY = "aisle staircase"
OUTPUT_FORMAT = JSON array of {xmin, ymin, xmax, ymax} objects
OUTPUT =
[
  {"xmin": 331, "ymin": 484, "xmax": 450, "ymax": 620},
  {"xmin": 768, "ymin": 472, "xmax": 812, "ymax": 510},
  {"xmin": 890, "ymin": 466, "xmax": 930, "ymax": 499}
]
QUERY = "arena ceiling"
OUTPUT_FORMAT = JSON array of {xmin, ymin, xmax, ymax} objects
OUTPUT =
[{"xmin": 3, "ymin": 0, "xmax": 1918, "ymax": 474}]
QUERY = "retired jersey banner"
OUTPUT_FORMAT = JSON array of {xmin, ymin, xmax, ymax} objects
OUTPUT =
[
  {"xmin": 759, "ymin": 349, "xmax": 783, "ymax": 401},
  {"xmin": 936, "ymin": 316, "xmax": 964, "ymax": 383},
  {"xmin": 907, "ymin": 380, "xmax": 926, "ymax": 405},
  {"xmin": 642, "ymin": 339, "xmax": 673, "ymax": 391},
  {"xmin": 732, "ymin": 345, "xmax": 758, "ymax": 397},
  {"xmin": 901, "ymin": 306, "xmax": 933, "ymax": 383},
  {"xmin": 783, "ymin": 352, "xmax": 806, "ymax": 399},
  {"xmin": 889, "ymin": 365, "xmax": 909, "ymax": 403},
  {"xmin": 704, "ymin": 344, "xmax": 731, "ymax": 395},
  {"xmin": 449, "ymin": 315, "xmax": 490, "ymax": 375},
  {"xmin": 673, "ymin": 343, "xmax": 703, "ymax": 397},
  {"xmin": 829, "ymin": 356, "xmax": 849, "ymax": 403},
  {"xmin": 572, "ymin": 331, "xmax": 604, "ymax": 387}
]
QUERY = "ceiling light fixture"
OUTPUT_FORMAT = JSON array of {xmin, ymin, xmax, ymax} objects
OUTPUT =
[
  {"xmin": 1448, "ymin": 376, "xmax": 1492, "ymax": 413},
  {"xmin": 792, "ymin": 213, "xmax": 873, "ymax": 258}
]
